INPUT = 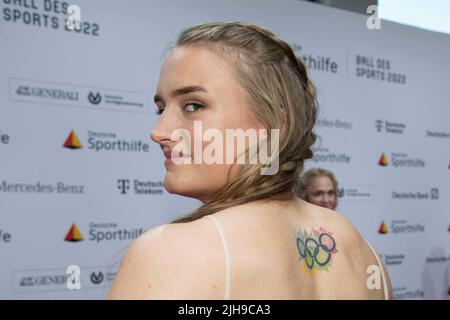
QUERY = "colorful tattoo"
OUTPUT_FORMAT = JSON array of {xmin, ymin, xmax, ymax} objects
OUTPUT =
[{"xmin": 295, "ymin": 227, "xmax": 337, "ymax": 273}]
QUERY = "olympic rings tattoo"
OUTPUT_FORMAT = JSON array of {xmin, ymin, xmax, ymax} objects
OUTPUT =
[{"xmin": 295, "ymin": 228, "xmax": 337, "ymax": 271}]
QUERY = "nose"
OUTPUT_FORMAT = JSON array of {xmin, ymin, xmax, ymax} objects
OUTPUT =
[
  {"xmin": 150, "ymin": 107, "xmax": 179, "ymax": 146},
  {"xmin": 322, "ymin": 194, "xmax": 330, "ymax": 205},
  {"xmin": 150, "ymin": 121, "xmax": 169, "ymax": 145}
]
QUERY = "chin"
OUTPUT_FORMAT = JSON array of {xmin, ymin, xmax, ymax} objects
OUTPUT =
[
  {"xmin": 164, "ymin": 177, "xmax": 216, "ymax": 203},
  {"xmin": 163, "ymin": 174, "xmax": 183, "ymax": 195},
  {"xmin": 164, "ymin": 174, "xmax": 198, "ymax": 197}
]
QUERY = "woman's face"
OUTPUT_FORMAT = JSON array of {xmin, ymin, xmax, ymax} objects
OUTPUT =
[
  {"xmin": 151, "ymin": 45, "xmax": 261, "ymax": 202},
  {"xmin": 305, "ymin": 175, "xmax": 337, "ymax": 210}
]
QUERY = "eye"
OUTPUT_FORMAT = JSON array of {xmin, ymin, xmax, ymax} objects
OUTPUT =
[{"xmin": 184, "ymin": 102, "xmax": 205, "ymax": 113}]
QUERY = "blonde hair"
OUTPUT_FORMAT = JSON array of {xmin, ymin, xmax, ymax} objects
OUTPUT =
[
  {"xmin": 169, "ymin": 21, "xmax": 318, "ymax": 223},
  {"xmin": 295, "ymin": 168, "xmax": 339, "ymax": 206}
]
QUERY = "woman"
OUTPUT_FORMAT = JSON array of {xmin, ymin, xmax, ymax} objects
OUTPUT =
[
  {"xmin": 107, "ymin": 21, "xmax": 392, "ymax": 300},
  {"xmin": 296, "ymin": 168, "xmax": 339, "ymax": 210}
]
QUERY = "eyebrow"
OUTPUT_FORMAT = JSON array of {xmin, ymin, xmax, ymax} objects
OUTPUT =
[{"xmin": 153, "ymin": 85, "xmax": 207, "ymax": 103}]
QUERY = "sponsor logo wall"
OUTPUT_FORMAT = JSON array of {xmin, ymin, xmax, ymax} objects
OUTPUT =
[{"xmin": 1, "ymin": 0, "xmax": 449, "ymax": 299}]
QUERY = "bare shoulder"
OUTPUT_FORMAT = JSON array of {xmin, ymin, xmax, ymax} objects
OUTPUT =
[
  {"xmin": 106, "ymin": 218, "xmax": 225, "ymax": 300},
  {"xmin": 204, "ymin": 199, "xmax": 392, "ymax": 299},
  {"xmin": 299, "ymin": 201, "xmax": 392, "ymax": 299}
]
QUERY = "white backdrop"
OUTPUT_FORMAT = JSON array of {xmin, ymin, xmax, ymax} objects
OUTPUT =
[{"xmin": 0, "ymin": 0, "xmax": 449, "ymax": 299}]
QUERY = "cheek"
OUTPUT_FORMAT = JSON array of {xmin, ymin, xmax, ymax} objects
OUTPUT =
[
  {"xmin": 164, "ymin": 163, "xmax": 231, "ymax": 196},
  {"xmin": 204, "ymin": 164, "xmax": 232, "ymax": 186},
  {"xmin": 165, "ymin": 108, "xmax": 255, "ymax": 198}
]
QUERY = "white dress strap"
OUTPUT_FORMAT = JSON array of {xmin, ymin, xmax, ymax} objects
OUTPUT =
[
  {"xmin": 205, "ymin": 215, "xmax": 231, "ymax": 300},
  {"xmin": 364, "ymin": 239, "xmax": 389, "ymax": 300}
]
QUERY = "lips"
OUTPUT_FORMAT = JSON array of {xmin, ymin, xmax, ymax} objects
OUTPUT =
[
  {"xmin": 163, "ymin": 149, "xmax": 190, "ymax": 160},
  {"xmin": 163, "ymin": 149, "xmax": 191, "ymax": 166}
]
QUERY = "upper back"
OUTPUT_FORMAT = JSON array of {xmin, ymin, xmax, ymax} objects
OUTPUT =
[
  {"xmin": 198, "ymin": 197, "xmax": 391, "ymax": 300},
  {"xmin": 107, "ymin": 197, "xmax": 392, "ymax": 300}
]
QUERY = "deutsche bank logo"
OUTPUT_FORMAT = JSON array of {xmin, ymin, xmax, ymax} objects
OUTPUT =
[{"xmin": 430, "ymin": 188, "xmax": 439, "ymax": 199}]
